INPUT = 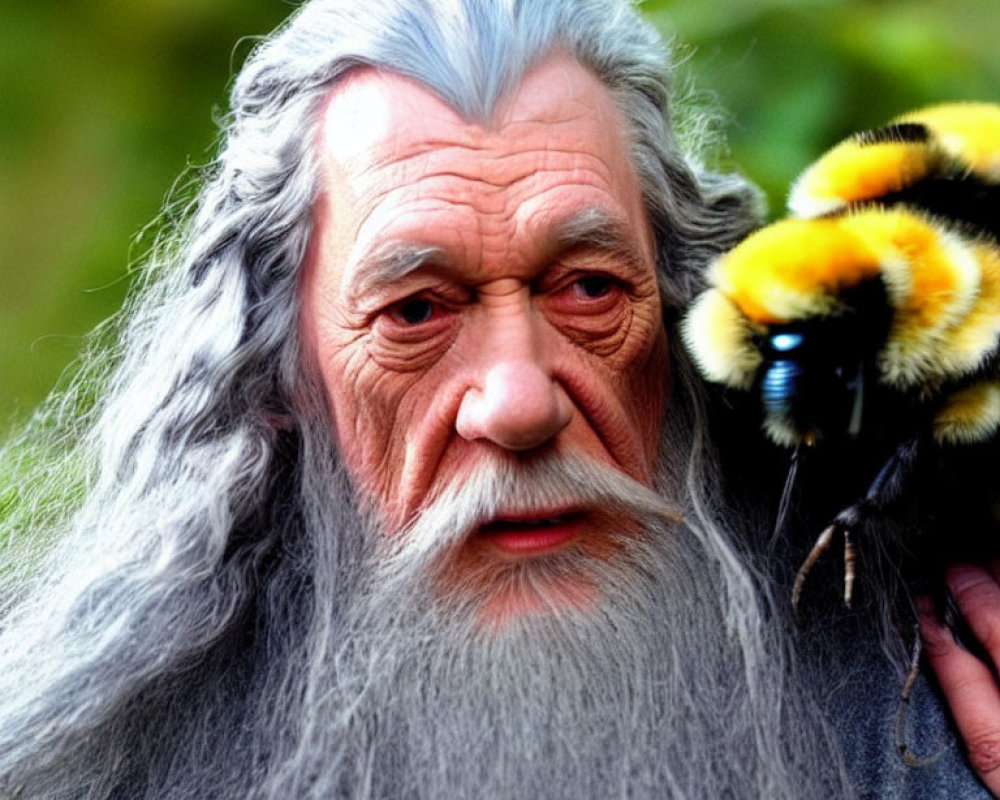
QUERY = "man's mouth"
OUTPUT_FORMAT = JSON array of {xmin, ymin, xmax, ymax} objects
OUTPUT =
[{"xmin": 477, "ymin": 511, "xmax": 586, "ymax": 555}]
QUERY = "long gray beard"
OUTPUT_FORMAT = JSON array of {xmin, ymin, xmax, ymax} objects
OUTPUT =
[
  {"xmin": 0, "ymin": 439, "xmax": 854, "ymax": 799},
  {"xmin": 252, "ymin": 453, "xmax": 853, "ymax": 799}
]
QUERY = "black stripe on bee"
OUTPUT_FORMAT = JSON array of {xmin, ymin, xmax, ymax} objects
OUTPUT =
[
  {"xmin": 864, "ymin": 177, "xmax": 1000, "ymax": 241},
  {"xmin": 854, "ymin": 122, "xmax": 931, "ymax": 147}
]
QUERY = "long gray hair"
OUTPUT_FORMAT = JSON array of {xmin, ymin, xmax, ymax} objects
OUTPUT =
[{"xmin": 0, "ymin": 1, "xmax": 854, "ymax": 798}]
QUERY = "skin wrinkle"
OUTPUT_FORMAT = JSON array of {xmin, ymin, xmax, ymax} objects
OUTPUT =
[
  {"xmin": 351, "ymin": 208, "xmax": 653, "ymax": 318},
  {"xmin": 338, "ymin": 190, "xmax": 649, "ymax": 331},
  {"xmin": 302, "ymin": 55, "xmax": 664, "ymax": 539},
  {"xmin": 369, "ymin": 311, "xmax": 461, "ymax": 373},
  {"xmin": 335, "ymin": 356, "xmax": 394, "ymax": 491},
  {"xmin": 559, "ymin": 309, "xmax": 632, "ymax": 358},
  {"xmin": 394, "ymin": 336, "xmax": 656, "ymax": 526},
  {"xmin": 369, "ymin": 344, "xmax": 468, "ymax": 507},
  {"xmin": 325, "ymin": 81, "xmax": 632, "ymax": 269},
  {"xmin": 351, "ymin": 175, "xmax": 626, "ymax": 274},
  {"xmin": 355, "ymin": 88, "xmax": 615, "ymax": 177},
  {"xmin": 553, "ymin": 352, "xmax": 663, "ymax": 481},
  {"xmin": 552, "ymin": 210, "xmax": 649, "ymax": 268},
  {"xmin": 545, "ymin": 281, "xmax": 635, "ymax": 359},
  {"xmin": 400, "ymin": 391, "xmax": 468, "ymax": 516},
  {"xmin": 345, "ymin": 243, "xmax": 447, "ymax": 310},
  {"xmin": 347, "ymin": 130, "xmax": 618, "ymax": 197},
  {"xmin": 468, "ymin": 294, "xmax": 638, "ymax": 447}
]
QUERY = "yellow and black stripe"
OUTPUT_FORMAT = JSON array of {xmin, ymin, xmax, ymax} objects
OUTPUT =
[{"xmin": 683, "ymin": 102, "xmax": 1000, "ymax": 448}]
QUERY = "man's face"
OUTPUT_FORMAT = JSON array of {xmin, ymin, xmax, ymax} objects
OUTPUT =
[{"xmin": 301, "ymin": 52, "xmax": 669, "ymax": 598}]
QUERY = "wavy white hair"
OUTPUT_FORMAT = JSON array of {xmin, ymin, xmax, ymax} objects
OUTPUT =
[{"xmin": 0, "ymin": 1, "xmax": 857, "ymax": 797}]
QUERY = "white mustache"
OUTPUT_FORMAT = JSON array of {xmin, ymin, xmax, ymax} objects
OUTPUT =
[{"xmin": 383, "ymin": 454, "xmax": 683, "ymax": 569}]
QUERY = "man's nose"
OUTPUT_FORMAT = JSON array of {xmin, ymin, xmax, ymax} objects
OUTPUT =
[{"xmin": 455, "ymin": 359, "xmax": 573, "ymax": 451}]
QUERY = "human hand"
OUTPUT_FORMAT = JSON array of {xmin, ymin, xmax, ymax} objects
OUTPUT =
[{"xmin": 919, "ymin": 562, "xmax": 1000, "ymax": 796}]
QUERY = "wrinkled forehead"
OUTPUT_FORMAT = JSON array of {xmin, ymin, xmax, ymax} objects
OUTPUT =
[
  {"xmin": 315, "ymin": 50, "xmax": 637, "ymax": 190},
  {"xmin": 306, "ymin": 51, "xmax": 653, "ymax": 298}
]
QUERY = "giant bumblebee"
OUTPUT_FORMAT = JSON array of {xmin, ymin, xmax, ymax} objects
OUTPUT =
[{"xmin": 683, "ymin": 103, "xmax": 1000, "ymax": 608}]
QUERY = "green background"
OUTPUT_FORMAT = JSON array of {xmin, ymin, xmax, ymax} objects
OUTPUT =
[{"xmin": 2, "ymin": 0, "xmax": 998, "ymax": 440}]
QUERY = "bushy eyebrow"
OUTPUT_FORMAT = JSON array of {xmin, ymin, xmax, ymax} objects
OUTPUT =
[
  {"xmin": 345, "ymin": 240, "xmax": 446, "ymax": 303},
  {"xmin": 344, "ymin": 205, "xmax": 649, "ymax": 302},
  {"xmin": 550, "ymin": 206, "xmax": 649, "ymax": 271}
]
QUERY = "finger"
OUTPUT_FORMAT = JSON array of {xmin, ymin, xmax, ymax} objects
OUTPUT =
[
  {"xmin": 946, "ymin": 563, "xmax": 1000, "ymax": 666},
  {"xmin": 919, "ymin": 595, "xmax": 1000, "ymax": 792}
]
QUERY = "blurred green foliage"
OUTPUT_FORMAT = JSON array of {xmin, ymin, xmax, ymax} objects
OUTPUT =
[
  {"xmin": 648, "ymin": 0, "xmax": 1000, "ymax": 208},
  {"xmin": 1, "ymin": 0, "xmax": 997, "ymax": 440}
]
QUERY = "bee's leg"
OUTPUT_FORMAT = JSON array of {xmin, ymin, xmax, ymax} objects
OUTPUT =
[
  {"xmin": 865, "ymin": 435, "xmax": 923, "ymax": 510},
  {"xmin": 792, "ymin": 502, "xmax": 864, "ymax": 608},
  {"xmin": 793, "ymin": 434, "xmax": 926, "ymax": 609},
  {"xmin": 895, "ymin": 627, "xmax": 941, "ymax": 766},
  {"xmin": 844, "ymin": 527, "xmax": 858, "ymax": 606},
  {"xmin": 792, "ymin": 523, "xmax": 837, "ymax": 608}
]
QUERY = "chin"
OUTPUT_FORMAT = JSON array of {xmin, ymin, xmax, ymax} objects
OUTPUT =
[
  {"xmin": 434, "ymin": 530, "xmax": 634, "ymax": 632},
  {"xmin": 474, "ymin": 563, "xmax": 600, "ymax": 630}
]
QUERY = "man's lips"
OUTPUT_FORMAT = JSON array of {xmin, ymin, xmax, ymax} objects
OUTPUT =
[{"xmin": 477, "ymin": 511, "xmax": 586, "ymax": 555}]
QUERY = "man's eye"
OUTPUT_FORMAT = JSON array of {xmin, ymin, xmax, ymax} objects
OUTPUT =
[
  {"xmin": 573, "ymin": 275, "xmax": 615, "ymax": 299},
  {"xmin": 391, "ymin": 297, "xmax": 435, "ymax": 325}
]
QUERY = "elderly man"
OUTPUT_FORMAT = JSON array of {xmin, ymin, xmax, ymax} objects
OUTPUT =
[{"xmin": 0, "ymin": 0, "xmax": 995, "ymax": 797}]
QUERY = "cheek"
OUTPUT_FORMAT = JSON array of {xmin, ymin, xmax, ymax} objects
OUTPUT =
[
  {"xmin": 630, "ymin": 327, "xmax": 670, "ymax": 447},
  {"xmin": 301, "ymin": 299, "xmax": 419, "ymax": 506},
  {"xmin": 608, "ymin": 312, "xmax": 670, "ymax": 474},
  {"xmin": 323, "ymin": 345, "xmax": 423, "ymax": 490},
  {"xmin": 547, "ymin": 300, "xmax": 668, "ymax": 483}
]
